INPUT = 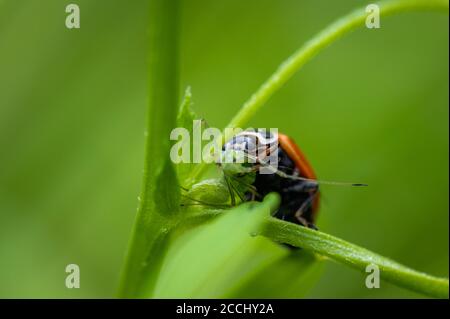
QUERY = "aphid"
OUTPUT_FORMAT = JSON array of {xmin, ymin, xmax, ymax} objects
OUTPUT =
[{"xmin": 182, "ymin": 130, "xmax": 366, "ymax": 229}]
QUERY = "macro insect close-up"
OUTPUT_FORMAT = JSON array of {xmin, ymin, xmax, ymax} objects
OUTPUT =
[
  {"xmin": 0, "ymin": 0, "xmax": 448, "ymax": 305},
  {"xmin": 182, "ymin": 130, "xmax": 366, "ymax": 230}
]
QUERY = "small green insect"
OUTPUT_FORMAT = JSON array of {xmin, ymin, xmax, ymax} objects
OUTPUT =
[
  {"xmin": 181, "ymin": 130, "xmax": 278, "ymax": 210},
  {"xmin": 182, "ymin": 130, "xmax": 365, "ymax": 228},
  {"xmin": 181, "ymin": 151, "xmax": 257, "ymax": 208}
]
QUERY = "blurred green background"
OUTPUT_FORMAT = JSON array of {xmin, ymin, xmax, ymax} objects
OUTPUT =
[{"xmin": 0, "ymin": 0, "xmax": 448, "ymax": 298}]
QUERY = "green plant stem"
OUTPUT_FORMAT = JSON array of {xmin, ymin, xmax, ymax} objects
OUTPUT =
[
  {"xmin": 183, "ymin": 199, "xmax": 449, "ymax": 298},
  {"xmin": 262, "ymin": 213, "xmax": 449, "ymax": 298},
  {"xmin": 118, "ymin": 0, "xmax": 180, "ymax": 298},
  {"xmin": 227, "ymin": 0, "xmax": 449, "ymax": 130},
  {"xmin": 189, "ymin": 0, "xmax": 449, "ymax": 183}
]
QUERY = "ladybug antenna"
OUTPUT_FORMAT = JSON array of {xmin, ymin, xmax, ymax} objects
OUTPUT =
[
  {"xmin": 256, "ymin": 160, "xmax": 368, "ymax": 187},
  {"xmin": 276, "ymin": 170, "xmax": 367, "ymax": 187},
  {"xmin": 243, "ymin": 154, "xmax": 368, "ymax": 187},
  {"xmin": 272, "ymin": 165, "xmax": 367, "ymax": 186}
]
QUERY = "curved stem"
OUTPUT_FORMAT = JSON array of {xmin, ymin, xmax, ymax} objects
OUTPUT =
[
  {"xmin": 263, "ymin": 216, "xmax": 449, "ymax": 299},
  {"xmin": 226, "ymin": 0, "xmax": 449, "ymax": 130},
  {"xmin": 188, "ymin": 0, "xmax": 448, "ymax": 183}
]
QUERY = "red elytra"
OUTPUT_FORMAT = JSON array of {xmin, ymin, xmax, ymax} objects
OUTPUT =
[
  {"xmin": 278, "ymin": 133, "xmax": 320, "ymax": 216},
  {"xmin": 238, "ymin": 132, "xmax": 320, "ymax": 228}
]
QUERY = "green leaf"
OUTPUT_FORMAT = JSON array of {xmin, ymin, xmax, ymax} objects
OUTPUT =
[
  {"xmin": 153, "ymin": 194, "xmax": 322, "ymax": 298},
  {"xmin": 177, "ymin": 87, "xmax": 195, "ymax": 129},
  {"xmin": 153, "ymin": 197, "xmax": 278, "ymax": 298},
  {"xmin": 225, "ymin": 251, "xmax": 324, "ymax": 298},
  {"xmin": 175, "ymin": 87, "xmax": 202, "ymax": 186},
  {"xmin": 183, "ymin": 195, "xmax": 449, "ymax": 298}
]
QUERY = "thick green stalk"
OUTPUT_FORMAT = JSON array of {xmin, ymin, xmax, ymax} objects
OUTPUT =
[
  {"xmin": 262, "ymin": 215, "xmax": 449, "ymax": 298},
  {"xmin": 118, "ymin": 0, "xmax": 180, "ymax": 298}
]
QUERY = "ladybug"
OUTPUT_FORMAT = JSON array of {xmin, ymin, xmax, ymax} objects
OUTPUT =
[
  {"xmin": 252, "ymin": 133, "xmax": 319, "ymax": 228},
  {"xmin": 221, "ymin": 130, "xmax": 320, "ymax": 229}
]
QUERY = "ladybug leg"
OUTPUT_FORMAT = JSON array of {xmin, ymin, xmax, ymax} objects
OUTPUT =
[
  {"xmin": 282, "ymin": 180, "xmax": 317, "ymax": 192},
  {"xmin": 296, "ymin": 216, "xmax": 311, "ymax": 228},
  {"xmin": 180, "ymin": 194, "xmax": 231, "ymax": 208},
  {"xmin": 294, "ymin": 202, "xmax": 318, "ymax": 229},
  {"xmin": 294, "ymin": 187, "xmax": 319, "ymax": 229},
  {"xmin": 224, "ymin": 175, "xmax": 236, "ymax": 206}
]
